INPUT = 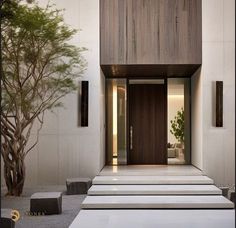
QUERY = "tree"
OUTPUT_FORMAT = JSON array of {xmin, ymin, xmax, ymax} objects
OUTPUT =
[
  {"xmin": 170, "ymin": 108, "xmax": 184, "ymax": 144},
  {"xmin": 1, "ymin": 0, "xmax": 87, "ymax": 196}
]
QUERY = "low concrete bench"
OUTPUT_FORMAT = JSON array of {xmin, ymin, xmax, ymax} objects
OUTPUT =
[
  {"xmin": 30, "ymin": 192, "xmax": 62, "ymax": 215},
  {"xmin": 66, "ymin": 178, "xmax": 92, "ymax": 195}
]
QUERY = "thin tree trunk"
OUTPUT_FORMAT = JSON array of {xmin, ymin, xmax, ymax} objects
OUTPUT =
[{"xmin": 4, "ymin": 155, "xmax": 26, "ymax": 196}]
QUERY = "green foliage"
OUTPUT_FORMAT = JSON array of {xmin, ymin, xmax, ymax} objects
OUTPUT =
[
  {"xmin": 170, "ymin": 108, "xmax": 184, "ymax": 143},
  {"xmin": 1, "ymin": 0, "xmax": 87, "ymax": 119},
  {"xmin": 0, "ymin": 0, "xmax": 87, "ymax": 196}
]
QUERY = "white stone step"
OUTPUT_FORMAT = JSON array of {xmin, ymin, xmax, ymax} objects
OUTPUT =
[
  {"xmin": 88, "ymin": 185, "xmax": 222, "ymax": 195},
  {"xmin": 82, "ymin": 195, "xmax": 234, "ymax": 209},
  {"xmin": 99, "ymin": 165, "xmax": 203, "ymax": 176},
  {"xmin": 93, "ymin": 175, "xmax": 214, "ymax": 185},
  {"xmin": 69, "ymin": 210, "xmax": 235, "ymax": 228}
]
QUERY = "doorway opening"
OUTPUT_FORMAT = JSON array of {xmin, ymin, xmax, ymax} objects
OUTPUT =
[{"xmin": 106, "ymin": 78, "xmax": 191, "ymax": 165}]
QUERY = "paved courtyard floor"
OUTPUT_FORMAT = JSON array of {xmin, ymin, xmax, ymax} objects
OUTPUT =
[{"xmin": 1, "ymin": 186, "xmax": 86, "ymax": 228}]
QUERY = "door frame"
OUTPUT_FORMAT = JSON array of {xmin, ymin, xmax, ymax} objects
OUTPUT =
[
  {"xmin": 105, "ymin": 77, "xmax": 192, "ymax": 165},
  {"xmin": 126, "ymin": 78, "xmax": 168, "ymax": 165}
]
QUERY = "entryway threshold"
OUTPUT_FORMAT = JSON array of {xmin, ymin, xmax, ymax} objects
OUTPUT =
[{"xmin": 99, "ymin": 165, "xmax": 203, "ymax": 176}]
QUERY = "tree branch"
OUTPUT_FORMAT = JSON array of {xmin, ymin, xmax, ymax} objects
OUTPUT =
[{"xmin": 24, "ymin": 112, "xmax": 45, "ymax": 157}]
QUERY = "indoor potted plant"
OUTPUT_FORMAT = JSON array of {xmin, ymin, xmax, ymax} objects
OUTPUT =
[{"xmin": 170, "ymin": 108, "xmax": 185, "ymax": 150}]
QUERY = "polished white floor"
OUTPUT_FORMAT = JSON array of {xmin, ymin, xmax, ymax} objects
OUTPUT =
[
  {"xmin": 168, "ymin": 157, "xmax": 185, "ymax": 164},
  {"xmin": 100, "ymin": 165, "xmax": 203, "ymax": 176},
  {"xmin": 88, "ymin": 184, "xmax": 221, "ymax": 195},
  {"xmin": 69, "ymin": 210, "xmax": 235, "ymax": 228},
  {"xmin": 93, "ymin": 175, "xmax": 214, "ymax": 185}
]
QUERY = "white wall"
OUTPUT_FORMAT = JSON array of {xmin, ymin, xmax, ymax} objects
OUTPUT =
[
  {"xmin": 1, "ymin": 0, "xmax": 104, "ymax": 187},
  {"xmin": 192, "ymin": 0, "xmax": 235, "ymax": 187},
  {"xmin": 191, "ymin": 68, "xmax": 203, "ymax": 169}
]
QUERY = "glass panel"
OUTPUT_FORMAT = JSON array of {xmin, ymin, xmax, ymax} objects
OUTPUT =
[
  {"xmin": 167, "ymin": 78, "xmax": 191, "ymax": 165},
  {"xmin": 106, "ymin": 79, "xmax": 127, "ymax": 165}
]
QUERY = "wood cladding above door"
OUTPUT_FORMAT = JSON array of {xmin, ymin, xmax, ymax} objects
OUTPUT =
[{"xmin": 100, "ymin": 0, "xmax": 202, "ymax": 66}]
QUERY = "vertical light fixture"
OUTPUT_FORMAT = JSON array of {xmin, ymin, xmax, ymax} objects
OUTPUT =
[
  {"xmin": 112, "ymin": 84, "xmax": 118, "ymax": 164},
  {"xmin": 81, "ymin": 81, "xmax": 89, "ymax": 127},
  {"xmin": 216, "ymin": 81, "xmax": 223, "ymax": 127}
]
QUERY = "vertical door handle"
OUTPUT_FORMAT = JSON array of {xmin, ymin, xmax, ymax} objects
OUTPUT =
[{"xmin": 130, "ymin": 126, "xmax": 133, "ymax": 150}]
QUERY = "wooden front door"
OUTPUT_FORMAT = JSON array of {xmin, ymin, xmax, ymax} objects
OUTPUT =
[{"xmin": 128, "ymin": 82, "xmax": 167, "ymax": 164}]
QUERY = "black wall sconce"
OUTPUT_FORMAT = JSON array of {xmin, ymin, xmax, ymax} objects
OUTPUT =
[
  {"xmin": 216, "ymin": 81, "xmax": 223, "ymax": 127},
  {"xmin": 81, "ymin": 81, "xmax": 89, "ymax": 127}
]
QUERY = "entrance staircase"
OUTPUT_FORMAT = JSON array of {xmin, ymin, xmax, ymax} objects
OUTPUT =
[
  {"xmin": 70, "ymin": 166, "xmax": 234, "ymax": 227},
  {"xmin": 83, "ymin": 175, "xmax": 233, "ymax": 209}
]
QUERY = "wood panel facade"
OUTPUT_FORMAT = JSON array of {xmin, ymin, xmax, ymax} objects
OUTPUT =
[{"xmin": 100, "ymin": 0, "xmax": 202, "ymax": 77}]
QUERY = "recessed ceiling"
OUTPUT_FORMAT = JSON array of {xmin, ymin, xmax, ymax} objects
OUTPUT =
[{"xmin": 101, "ymin": 64, "xmax": 201, "ymax": 78}]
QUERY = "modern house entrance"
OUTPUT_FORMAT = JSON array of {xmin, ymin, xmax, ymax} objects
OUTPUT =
[
  {"xmin": 97, "ymin": 3, "xmax": 235, "ymax": 220},
  {"xmin": 101, "ymin": 0, "xmax": 200, "ymax": 167}
]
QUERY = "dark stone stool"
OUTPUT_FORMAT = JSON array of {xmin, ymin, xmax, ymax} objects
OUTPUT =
[
  {"xmin": 66, "ymin": 178, "xmax": 92, "ymax": 195},
  {"xmin": 219, "ymin": 187, "xmax": 229, "ymax": 198},
  {"xmin": 0, "ymin": 209, "xmax": 15, "ymax": 228},
  {"xmin": 30, "ymin": 192, "xmax": 62, "ymax": 215},
  {"xmin": 0, "ymin": 218, "xmax": 15, "ymax": 228},
  {"xmin": 0, "ymin": 208, "xmax": 15, "ymax": 228},
  {"xmin": 229, "ymin": 191, "xmax": 235, "ymax": 206}
]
